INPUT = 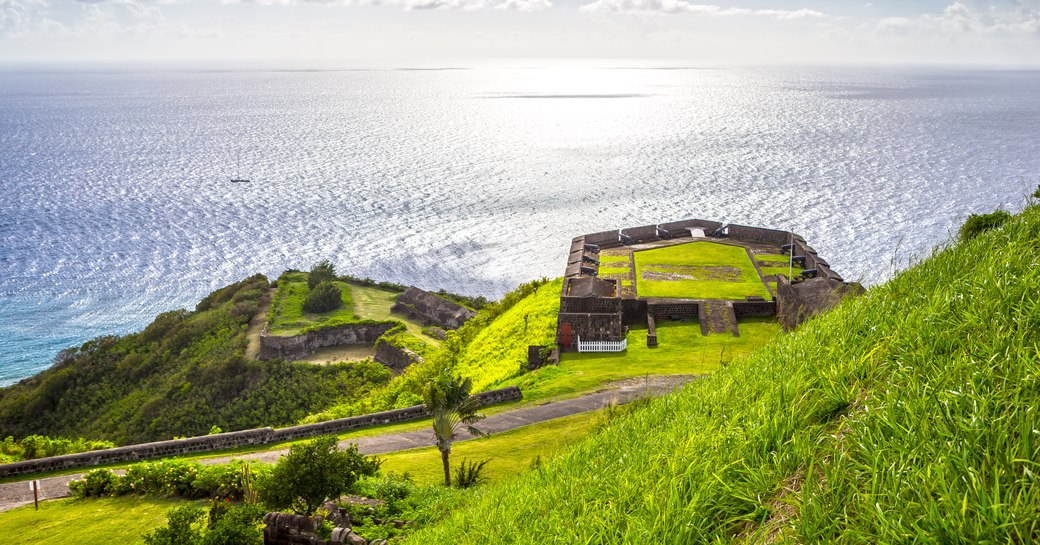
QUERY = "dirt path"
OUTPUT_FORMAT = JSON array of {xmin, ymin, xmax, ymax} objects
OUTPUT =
[
  {"xmin": 0, "ymin": 375, "xmax": 694, "ymax": 513},
  {"xmin": 244, "ymin": 288, "xmax": 274, "ymax": 360}
]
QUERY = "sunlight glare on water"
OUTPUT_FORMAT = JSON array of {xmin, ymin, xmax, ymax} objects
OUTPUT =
[{"xmin": 1, "ymin": 66, "xmax": 1038, "ymax": 384}]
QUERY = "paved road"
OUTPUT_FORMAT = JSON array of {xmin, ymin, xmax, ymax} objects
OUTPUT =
[{"xmin": 0, "ymin": 375, "xmax": 693, "ymax": 513}]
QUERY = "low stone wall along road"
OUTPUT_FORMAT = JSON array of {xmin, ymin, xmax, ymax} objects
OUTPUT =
[{"xmin": 0, "ymin": 375, "xmax": 693, "ymax": 513}]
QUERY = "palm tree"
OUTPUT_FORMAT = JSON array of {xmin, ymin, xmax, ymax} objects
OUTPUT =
[{"xmin": 424, "ymin": 370, "xmax": 487, "ymax": 486}]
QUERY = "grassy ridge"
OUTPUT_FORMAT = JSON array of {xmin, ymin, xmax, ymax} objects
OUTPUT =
[
  {"xmin": 0, "ymin": 276, "xmax": 392, "ymax": 444},
  {"xmin": 455, "ymin": 278, "xmax": 562, "ymax": 391},
  {"xmin": 408, "ymin": 205, "xmax": 1040, "ymax": 543}
]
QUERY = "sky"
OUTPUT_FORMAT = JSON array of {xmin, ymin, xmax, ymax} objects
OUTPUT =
[{"xmin": 0, "ymin": 0, "xmax": 1038, "ymax": 66}]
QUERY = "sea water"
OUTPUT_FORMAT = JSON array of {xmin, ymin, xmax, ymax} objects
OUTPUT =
[{"xmin": 1, "ymin": 65, "xmax": 1038, "ymax": 385}]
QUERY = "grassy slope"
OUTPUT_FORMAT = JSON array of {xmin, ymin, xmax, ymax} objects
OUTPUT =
[
  {"xmin": 0, "ymin": 497, "xmax": 200, "ymax": 545},
  {"xmin": 455, "ymin": 278, "xmax": 562, "ymax": 391},
  {"xmin": 409, "ymin": 206, "xmax": 1040, "ymax": 543},
  {"xmin": 634, "ymin": 242, "xmax": 771, "ymax": 300},
  {"xmin": 377, "ymin": 411, "xmax": 600, "ymax": 485},
  {"xmin": 500, "ymin": 318, "xmax": 780, "ymax": 403}
]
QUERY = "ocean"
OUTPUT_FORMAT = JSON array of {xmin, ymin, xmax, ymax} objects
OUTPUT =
[{"xmin": 1, "ymin": 65, "xmax": 1038, "ymax": 386}]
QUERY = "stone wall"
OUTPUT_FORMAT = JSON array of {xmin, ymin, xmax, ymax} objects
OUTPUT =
[
  {"xmin": 391, "ymin": 287, "xmax": 476, "ymax": 330},
  {"xmin": 731, "ymin": 300, "xmax": 777, "ymax": 318},
  {"xmin": 776, "ymin": 275, "xmax": 861, "ymax": 330},
  {"xmin": 727, "ymin": 224, "xmax": 792, "ymax": 246},
  {"xmin": 584, "ymin": 229, "xmax": 621, "ymax": 248},
  {"xmin": 560, "ymin": 296, "xmax": 621, "ymax": 314},
  {"xmin": 620, "ymin": 224, "xmax": 659, "ymax": 244},
  {"xmin": 260, "ymin": 322, "xmax": 397, "ymax": 361},
  {"xmin": 0, "ymin": 387, "xmax": 522, "ymax": 478},
  {"xmin": 658, "ymin": 219, "xmax": 724, "ymax": 236},
  {"xmin": 373, "ymin": 341, "xmax": 421, "ymax": 372}
]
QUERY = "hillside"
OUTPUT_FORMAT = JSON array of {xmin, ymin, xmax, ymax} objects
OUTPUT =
[
  {"xmin": 0, "ymin": 275, "xmax": 393, "ymax": 445},
  {"xmin": 408, "ymin": 205, "xmax": 1040, "ymax": 543}
]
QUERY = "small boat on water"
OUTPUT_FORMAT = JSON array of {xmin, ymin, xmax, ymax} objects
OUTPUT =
[{"xmin": 230, "ymin": 178, "xmax": 251, "ymax": 183}]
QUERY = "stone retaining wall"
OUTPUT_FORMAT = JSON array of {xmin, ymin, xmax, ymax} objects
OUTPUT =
[
  {"xmin": 373, "ymin": 341, "xmax": 420, "ymax": 372},
  {"xmin": 0, "ymin": 387, "xmax": 522, "ymax": 478},
  {"xmin": 260, "ymin": 322, "xmax": 397, "ymax": 361},
  {"xmin": 731, "ymin": 300, "xmax": 778, "ymax": 318},
  {"xmin": 390, "ymin": 287, "xmax": 476, "ymax": 330}
]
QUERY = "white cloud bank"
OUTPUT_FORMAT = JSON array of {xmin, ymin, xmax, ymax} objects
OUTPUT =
[{"xmin": 577, "ymin": 0, "xmax": 825, "ymax": 19}]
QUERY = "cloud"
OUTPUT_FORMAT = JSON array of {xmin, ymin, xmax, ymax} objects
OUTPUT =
[
  {"xmin": 875, "ymin": 16, "xmax": 910, "ymax": 36},
  {"xmin": 495, "ymin": 0, "xmax": 550, "ymax": 11},
  {"xmin": 577, "ymin": 0, "xmax": 827, "ymax": 19}
]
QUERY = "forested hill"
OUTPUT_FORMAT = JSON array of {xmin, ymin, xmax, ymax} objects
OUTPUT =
[
  {"xmin": 0, "ymin": 274, "xmax": 391, "ymax": 445},
  {"xmin": 409, "ymin": 204, "xmax": 1040, "ymax": 543}
]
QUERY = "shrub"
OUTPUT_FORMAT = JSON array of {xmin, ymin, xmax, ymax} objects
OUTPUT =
[
  {"xmin": 69, "ymin": 468, "xmax": 117, "ymax": 498},
  {"xmin": 143, "ymin": 505, "xmax": 206, "ymax": 545},
  {"xmin": 302, "ymin": 281, "xmax": 342, "ymax": 314},
  {"xmin": 452, "ymin": 459, "xmax": 490, "ymax": 489},
  {"xmin": 308, "ymin": 260, "xmax": 337, "ymax": 290},
  {"xmin": 257, "ymin": 436, "xmax": 381, "ymax": 515},
  {"xmin": 959, "ymin": 209, "xmax": 1011, "ymax": 241}
]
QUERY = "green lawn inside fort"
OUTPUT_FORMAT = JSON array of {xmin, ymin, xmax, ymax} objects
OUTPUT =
[{"xmin": 633, "ymin": 241, "xmax": 771, "ymax": 300}]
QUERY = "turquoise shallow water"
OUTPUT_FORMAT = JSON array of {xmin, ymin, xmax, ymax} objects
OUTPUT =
[{"xmin": 1, "ymin": 66, "xmax": 1039, "ymax": 385}]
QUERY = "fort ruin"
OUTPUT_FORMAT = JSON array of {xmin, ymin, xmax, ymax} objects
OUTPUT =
[{"xmin": 557, "ymin": 219, "xmax": 852, "ymax": 352}]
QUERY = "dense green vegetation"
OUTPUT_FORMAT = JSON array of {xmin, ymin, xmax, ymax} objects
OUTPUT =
[
  {"xmin": 408, "ymin": 205, "xmax": 1040, "ymax": 543},
  {"xmin": 0, "ymin": 434, "xmax": 115, "ymax": 463},
  {"xmin": 454, "ymin": 278, "xmax": 561, "ymax": 391},
  {"xmin": 303, "ymin": 279, "xmax": 553, "ymax": 421},
  {"xmin": 634, "ymin": 242, "xmax": 771, "ymax": 300},
  {"xmin": 0, "ymin": 275, "xmax": 392, "ymax": 444},
  {"xmin": 265, "ymin": 272, "xmax": 357, "ymax": 335},
  {"xmin": 959, "ymin": 209, "xmax": 1012, "ymax": 241}
]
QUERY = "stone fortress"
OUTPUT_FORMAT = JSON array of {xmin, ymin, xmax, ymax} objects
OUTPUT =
[{"xmin": 557, "ymin": 219, "xmax": 857, "ymax": 352}]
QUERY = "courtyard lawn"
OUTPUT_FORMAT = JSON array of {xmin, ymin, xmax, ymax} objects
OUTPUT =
[
  {"xmin": 633, "ymin": 242, "xmax": 771, "ymax": 300},
  {"xmin": 499, "ymin": 318, "xmax": 781, "ymax": 403},
  {"xmin": 376, "ymin": 411, "xmax": 601, "ymax": 485}
]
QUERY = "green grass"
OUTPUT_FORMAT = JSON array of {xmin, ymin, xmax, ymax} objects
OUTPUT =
[
  {"xmin": 266, "ymin": 272, "xmax": 358, "ymax": 335},
  {"xmin": 351, "ymin": 284, "xmax": 442, "ymax": 347},
  {"xmin": 599, "ymin": 255, "xmax": 630, "ymax": 264},
  {"xmin": 597, "ymin": 267, "xmax": 631, "ymax": 276},
  {"xmin": 407, "ymin": 205, "xmax": 1040, "ymax": 543},
  {"xmin": 377, "ymin": 411, "xmax": 601, "ymax": 485},
  {"xmin": 455, "ymin": 278, "xmax": 562, "ymax": 391},
  {"xmin": 497, "ymin": 318, "xmax": 780, "ymax": 402},
  {"xmin": 633, "ymin": 242, "xmax": 771, "ymax": 300},
  {"xmin": 0, "ymin": 497, "xmax": 201, "ymax": 545}
]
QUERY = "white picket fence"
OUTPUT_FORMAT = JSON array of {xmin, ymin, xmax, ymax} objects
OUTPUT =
[{"xmin": 576, "ymin": 336, "xmax": 628, "ymax": 353}]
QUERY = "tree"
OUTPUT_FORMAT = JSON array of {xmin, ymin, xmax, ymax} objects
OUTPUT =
[
  {"xmin": 424, "ymin": 370, "xmax": 487, "ymax": 486},
  {"xmin": 308, "ymin": 260, "xmax": 336, "ymax": 289},
  {"xmin": 302, "ymin": 281, "xmax": 342, "ymax": 313},
  {"xmin": 258, "ymin": 436, "xmax": 381, "ymax": 515}
]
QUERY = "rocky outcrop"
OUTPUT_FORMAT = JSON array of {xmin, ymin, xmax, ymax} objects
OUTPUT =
[{"xmin": 391, "ymin": 287, "xmax": 475, "ymax": 330}]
